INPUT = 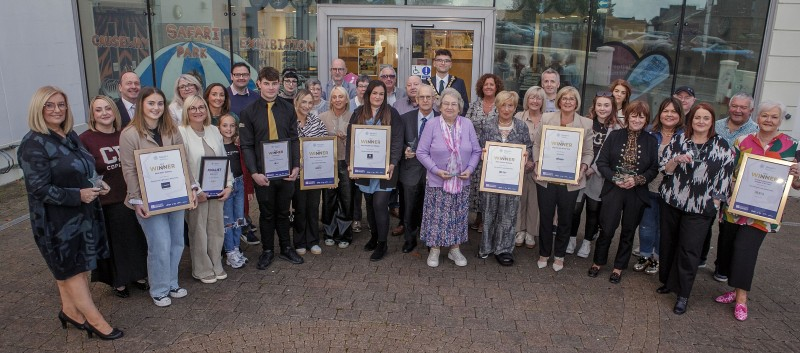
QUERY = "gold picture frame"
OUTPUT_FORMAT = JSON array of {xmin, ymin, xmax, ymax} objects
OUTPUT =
[
  {"xmin": 727, "ymin": 153, "xmax": 795, "ymax": 224},
  {"xmin": 479, "ymin": 141, "xmax": 526, "ymax": 196},
  {"xmin": 134, "ymin": 145, "xmax": 193, "ymax": 216},
  {"xmin": 300, "ymin": 136, "xmax": 339, "ymax": 190},
  {"xmin": 535, "ymin": 125, "xmax": 585, "ymax": 185},
  {"xmin": 349, "ymin": 124, "xmax": 391, "ymax": 180}
]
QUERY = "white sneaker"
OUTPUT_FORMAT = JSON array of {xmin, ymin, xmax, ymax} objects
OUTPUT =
[
  {"xmin": 237, "ymin": 248, "xmax": 249, "ymax": 263},
  {"xmin": 448, "ymin": 248, "xmax": 468, "ymax": 267},
  {"xmin": 427, "ymin": 248, "xmax": 440, "ymax": 267},
  {"xmin": 525, "ymin": 233, "xmax": 536, "ymax": 248},
  {"xmin": 324, "ymin": 239, "xmax": 335, "ymax": 246},
  {"xmin": 514, "ymin": 232, "xmax": 525, "ymax": 247},
  {"xmin": 227, "ymin": 251, "xmax": 244, "ymax": 268},
  {"xmin": 216, "ymin": 272, "xmax": 228, "ymax": 280},
  {"xmin": 338, "ymin": 241, "xmax": 350, "ymax": 249},
  {"xmin": 153, "ymin": 295, "xmax": 172, "ymax": 307},
  {"xmin": 577, "ymin": 240, "xmax": 591, "ymax": 258},
  {"xmin": 296, "ymin": 248, "xmax": 307, "ymax": 255},
  {"xmin": 566, "ymin": 237, "xmax": 577, "ymax": 254},
  {"xmin": 310, "ymin": 245, "xmax": 322, "ymax": 255},
  {"xmin": 169, "ymin": 287, "xmax": 188, "ymax": 298}
]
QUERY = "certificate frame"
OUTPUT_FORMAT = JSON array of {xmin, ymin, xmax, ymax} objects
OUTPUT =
[
  {"xmin": 133, "ymin": 145, "xmax": 193, "ymax": 216},
  {"xmin": 479, "ymin": 141, "xmax": 526, "ymax": 196},
  {"xmin": 536, "ymin": 125, "xmax": 585, "ymax": 185},
  {"xmin": 262, "ymin": 139, "xmax": 292, "ymax": 180},
  {"xmin": 727, "ymin": 153, "xmax": 795, "ymax": 224},
  {"xmin": 198, "ymin": 156, "xmax": 230, "ymax": 199},
  {"xmin": 349, "ymin": 124, "xmax": 391, "ymax": 179},
  {"xmin": 300, "ymin": 136, "xmax": 338, "ymax": 190}
]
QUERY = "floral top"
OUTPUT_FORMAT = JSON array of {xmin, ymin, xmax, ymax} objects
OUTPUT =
[
  {"xmin": 465, "ymin": 99, "xmax": 498, "ymax": 140},
  {"xmin": 659, "ymin": 133, "xmax": 735, "ymax": 217},
  {"xmin": 722, "ymin": 132, "xmax": 798, "ymax": 232}
]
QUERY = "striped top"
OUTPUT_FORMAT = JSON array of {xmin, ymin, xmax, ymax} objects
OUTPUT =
[{"xmin": 297, "ymin": 113, "xmax": 328, "ymax": 138}]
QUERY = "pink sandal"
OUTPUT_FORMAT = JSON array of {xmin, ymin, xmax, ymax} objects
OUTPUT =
[
  {"xmin": 734, "ymin": 303, "xmax": 748, "ymax": 321},
  {"xmin": 715, "ymin": 291, "xmax": 736, "ymax": 304}
]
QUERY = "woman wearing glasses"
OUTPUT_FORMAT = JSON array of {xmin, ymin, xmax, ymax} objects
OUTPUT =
[
  {"xmin": 19, "ymin": 86, "xmax": 122, "ymax": 339},
  {"xmin": 178, "ymin": 95, "xmax": 233, "ymax": 284},
  {"xmin": 168, "ymin": 74, "xmax": 202, "ymax": 124}
]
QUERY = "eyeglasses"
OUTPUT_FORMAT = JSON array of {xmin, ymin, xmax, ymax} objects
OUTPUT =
[
  {"xmin": 178, "ymin": 84, "xmax": 197, "ymax": 91},
  {"xmin": 529, "ymin": 96, "xmax": 543, "ymax": 102},
  {"xmin": 434, "ymin": 59, "xmax": 452, "ymax": 63},
  {"xmin": 595, "ymin": 91, "xmax": 613, "ymax": 97},
  {"xmin": 380, "ymin": 74, "xmax": 396, "ymax": 79},
  {"xmin": 330, "ymin": 67, "xmax": 346, "ymax": 72},
  {"xmin": 232, "ymin": 73, "xmax": 249, "ymax": 78},
  {"xmin": 44, "ymin": 102, "xmax": 68, "ymax": 112},
  {"xmin": 283, "ymin": 79, "xmax": 298, "ymax": 84},
  {"xmin": 187, "ymin": 105, "xmax": 207, "ymax": 113},
  {"xmin": 561, "ymin": 97, "xmax": 577, "ymax": 102},
  {"xmin": 357, "ymin": 84, "xmax": 369, "ymax": 89},
  {"xmin": 417, "ymin": 95, "xmax": 434, "ymax": 101}
]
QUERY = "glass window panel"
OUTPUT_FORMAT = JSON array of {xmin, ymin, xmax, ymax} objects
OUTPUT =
[
  {"xmin": 338, "ymin": 27, "xmax": 398, "ymax": 79},
  {"xmin": 407, "ymin": 0, "xmax": 493, "ymax": 6},
  {"xmin": 411, "ymin": 28, "xmax": 475, "ymax": 99},
  {"xmin": 77, "ymin": 0, "xmax": 150, "ymax": 100}
]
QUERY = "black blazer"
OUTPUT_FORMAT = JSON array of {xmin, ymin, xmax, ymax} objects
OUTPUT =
[
  {"xmin": 596, "ymin": 129, "xmax": 659, "ymax": 206},
  {"xmin": 239, "ymin": 97, "xmax": 301, "ymax": 177},
  {"xmin": 345, "ymin": 105, "xmax": 404, "ymax": 189},
  {"xmin": 398, "ymin": 109, "xmax": 438, "ymax": 185},
  {"xmin": 428, "ymin": 76, "xmax": 469, "ymax": 116},
  {"xmin": 115, "ymin": 98, "xmax": 132, "ymax": 128}
]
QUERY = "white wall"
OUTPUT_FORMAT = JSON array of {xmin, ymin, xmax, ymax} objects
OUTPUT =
[{"xmin": 0, "ymin": 1, "xmax": 87, "ymax": 184}]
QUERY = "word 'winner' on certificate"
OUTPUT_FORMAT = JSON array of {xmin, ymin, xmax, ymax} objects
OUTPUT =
[
  {"xmin": 537, "ymin": 126, "xmax": 583, "ymax": 184},
  {"xmin": 350, "ymin": 125, "xmax": 390, "ymax": 179}
]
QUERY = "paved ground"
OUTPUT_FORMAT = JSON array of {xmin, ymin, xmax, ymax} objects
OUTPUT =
[{"xmin": 0, "ymin": 178, "xmax": 798, "ymax": 352}]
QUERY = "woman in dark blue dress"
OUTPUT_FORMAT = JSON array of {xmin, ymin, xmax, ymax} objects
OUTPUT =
[{"xmin": 18, "ymin": 86, "xmax": 123, "ymax": 340}]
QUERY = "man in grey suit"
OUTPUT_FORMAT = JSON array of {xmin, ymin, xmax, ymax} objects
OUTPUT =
[{"xmin": 398, "ymin": 85, "xmax": 437, "ymax": 253}]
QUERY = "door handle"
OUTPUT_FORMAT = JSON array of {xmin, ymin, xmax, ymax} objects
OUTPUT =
[{"xmin": 411, "ymin": 24, "xmax": 435, "ymax": 28}]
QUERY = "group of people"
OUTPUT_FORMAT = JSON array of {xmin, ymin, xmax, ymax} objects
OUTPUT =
[{"xmin": 18, "ymin": 49, "xmax": 800, "ymax": 342}]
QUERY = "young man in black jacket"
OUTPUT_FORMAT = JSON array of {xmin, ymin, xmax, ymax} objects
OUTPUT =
[{"xmin": 239, "ymin": 66, "xmax": 304, "ymax": 269}]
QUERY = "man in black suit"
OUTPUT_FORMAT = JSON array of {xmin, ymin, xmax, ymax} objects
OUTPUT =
[
  {"xmin": 239, "ymin": 66, "xmax": 304, "ymax": 269},
  {"xmin": 398, "ymin": 85, "xmax": 438, "ymax": 253},
  {"xmin": 427, "ymin": 49, "xmax": 469, "ymax": 115},
  {"xmin": 116, "ymin": 72, "xmax": 140, "ymax": 128}
]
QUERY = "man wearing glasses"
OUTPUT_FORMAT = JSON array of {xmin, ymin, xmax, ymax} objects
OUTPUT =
[
  {"xmin": 426, "ymin": 49, "xmax": 468, "ymax": 115},
  {"xmin": 279, "ymin": 68, "xmax": 300, "ymax": 102},
  {"xmin": 228, "ymin": 62, "xmax": 260, "ymax": 115},
  {"xmin": 380, "ymin": 65, "xmax": 406, "ymax": 106},
  {"xmin": 672, "ymin": 86, "xmax": 697, "ymax": 116},
  {"xmin": 323, "ymin": 58, "xmax": 357, "ymax": 100}
]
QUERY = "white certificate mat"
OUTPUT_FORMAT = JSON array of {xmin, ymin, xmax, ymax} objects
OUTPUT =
[
  {"xmin": 199, "ymin": 157, "xmax": 229, "ymax": 198},
  {"xmin": 537, "ymin": 125, "xmax": 584, "ymax": 184},
  {"xmin": 728, "ymin": 153, "xmax": 795, "ymax": 224},
  {"xmin": 480, "ymin": 141, "xmax": 525, "ymax": 195},
  {"xmin": 350, "ymin": 125, "xmax": 390, "ymax": 179},
  {"xmin": 300, "ymin": 137, "xmax": 338, "ymax": 190},
  {"xmin": 262, "ymin": 140, "xmax": 291, "ymax": 179},
  {"xmin": 134, "ymin": 145, "xmax": 193, "ymax": 215}
]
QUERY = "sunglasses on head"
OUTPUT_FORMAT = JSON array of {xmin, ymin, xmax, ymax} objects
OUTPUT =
[{"xmin": 595, "ymin": 91, "xmax": 613, "ymax": 97}]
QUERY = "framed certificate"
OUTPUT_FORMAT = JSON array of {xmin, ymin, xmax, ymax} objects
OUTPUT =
[
  {"xmin": 134, "ymin": 145, "xmax": 193, "ymax": 215},
  {"xmin": 300, "ymin": 136, "xmax": 338, "ymax": 190},
  {"xmin": 349, "ymin": 125, "xmax": 391, "ymax": 179},
  {"xmin": 536, "ymin": 125, "xmax": 585, "ymax": 184},
  {"xmin": 199, "ymin": 156, "xmax": 229, "ymax": 199},
  {"xmin": 727, "ymin": 153, "xmax": 795, "ymax": 224},
  {"xmin": 479, "ymin": 141, "xmax": 526, "ymax": 195},
  {"xmin": 262, "ymin": 139, "xmax": 292, "ymax": 179}
]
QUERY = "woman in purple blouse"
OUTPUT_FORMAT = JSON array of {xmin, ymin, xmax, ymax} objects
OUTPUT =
[{"xmin": 416, "ymin": 88, "xmax": 482, "ymax": 268}]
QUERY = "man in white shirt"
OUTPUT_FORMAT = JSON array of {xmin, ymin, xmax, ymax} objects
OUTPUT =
[
  {"xmin": 541, "ymin": 68, "xmax": 560, "ymax": 113},
  {"xmin": 116, "ymin": 71, "xmax": 140, "ymax": 127},
  {"xmin": 379, "ymin": 65, "xmax": 405, "ymax": 106},
  {"xmin": 427, "ymin": 49, "xmax": 468, "ymax": 115}
]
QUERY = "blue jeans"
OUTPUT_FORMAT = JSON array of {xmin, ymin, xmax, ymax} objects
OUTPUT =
[
  {"xmin": 137, "ymin": 209, "xmax": 185, "ymax": 298},
  {"xmin": 223, "ymin": 176, "xmax": 245, "ymax": 252},
  {"xmin": 638, "ymin": 192, "xmax": 660, "ymax": 258}
]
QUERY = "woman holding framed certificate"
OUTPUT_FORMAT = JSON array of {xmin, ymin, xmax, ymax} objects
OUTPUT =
[
  {"xmin": 119, "ymin": 87, "xmax": 197, "ymax": 307},
  {"xmin": 416, "ymin": 88, "xmax": 482, "ymax": 267},
  {"xmin": 478, "ymin": 91, "xmax": 532, "ymax": 266},
  {"xmin": 292, "ymin": 89, "xmax": 329, "ymax": 255},
  {"xmin": 588, "ymin": 101, "xmax": 659, "ymax": 284},
  {"xmin": 178, "ymin": 95, "xmax": 233, "ymax": 284},
  {"xmin": 715, "ymin": 100, "xmax": 799, "ymax": 321},
  {"xmin": 345, "ymin": 80, "xmax": 404, "ymax": 261},
  {"xmin": 658, "ymin": 103, "xmax": 734, "ymax": 315},
  {"xmin": 532, "ymin": 86, "xmax": 594, "ymax": 271}
]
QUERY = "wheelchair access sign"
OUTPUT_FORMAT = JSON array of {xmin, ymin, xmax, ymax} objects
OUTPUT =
[{"xmin": 412, "ymin": 65, "xmax": 432, "ymax": 79}]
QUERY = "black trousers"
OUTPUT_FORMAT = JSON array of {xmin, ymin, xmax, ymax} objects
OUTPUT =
[
  {"xmin": 594, "ymin": 187, "xmax": 646, "ymax": 269},
  {"xmin": 659, "ymin": 200, "xmax": 713, "ymax": 298},
  {"xmin": 292, "ymin": 184, "xmax": 321, "ymax": 249},
  {"xmin": 537, "ymin": 183, "xmax": 579, "ymax": 258},
  {"xmin": 322, "ymin": 162, "xmax": 353, "ymax": 243},
  {"xmin": 255, "ymin": 179, "xmax": 295, "ymax": 251},
  {"xmin": 364, "ymin": 190, "xmax": 391, "ymax": 242},
  {"xmin": 717, "ymin": 221, "xmax": 767, "ymax": 291},
  {"xmin": 395, "ymin": 184, "xmax": 405, "ymax": 227},
  {"xmin": 570, "ymin": 196, "xmax": 602, "ymax": 241},
  {"xmin": 401, "ymin": 179, "xmax": 426, "ymax": 242}
]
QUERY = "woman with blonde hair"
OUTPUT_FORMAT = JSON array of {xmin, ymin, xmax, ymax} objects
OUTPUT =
[
  {"xmin": 80, "ymin": 96, "xmax": 148, "ymax": 298},
  {"xmin": 168, "ymin": 73, "xmax": 202, "ymax": 124},
  {"xmin": 320, "ymin": 85, "xmax": 355, "ymax": 247},
  {"xmin": 513, "ymin": 86, "xmax": 545, "ymax": 249},
  {"xmin": 178, "ymin": 95, "xmax": 232, "ymax": 283},
  {"xmin": 18, "ymin": 86, "xmax": 122, "ymax": 339}
]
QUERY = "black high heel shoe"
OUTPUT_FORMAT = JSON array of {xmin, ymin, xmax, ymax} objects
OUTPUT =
[
  {"xmin": 58, "ymin": 311, "xmax": 86, "ymax": 330},
  {"xmin": 85, "ymin": 322, "xmax": 124, "ymax": 340}
]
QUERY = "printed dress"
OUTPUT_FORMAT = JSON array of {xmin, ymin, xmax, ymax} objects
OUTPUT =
[{"xmin": 465, "ymin": 99, "xmax": 498, "ymax": 213}]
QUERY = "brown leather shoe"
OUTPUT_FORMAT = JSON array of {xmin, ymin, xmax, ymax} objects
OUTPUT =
[{"xmin": 391, "ymin": 224, "xmax": 404, "ymax": 236}]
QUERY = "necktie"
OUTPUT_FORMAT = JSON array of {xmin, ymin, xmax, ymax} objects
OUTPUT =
[
  {"xmin": 267, "ymin": 101, "xmax": 278, "ymax": 140},
  {"xmin": 419, "ymin": 117, "xmax": 427, "ymax": 138},
  {"xmin": 438, "ymin": 79, "xmax": 444, "ymax": 94},
  {"xmin": 129, "ymin": 106, "xmax": 135, "ymax": 118}
]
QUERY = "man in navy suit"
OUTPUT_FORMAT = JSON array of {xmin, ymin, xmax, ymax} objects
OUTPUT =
[
  {"xmin": 397, "ymin": 85, "xmax": 438, "ymax": 253},
  {"xmin": 115, "ymin": 72, "xmax": 140, "ymax": 128},
  {"xmin": 427, "ymin": 49, "xmax": 469, "ymax": 115}
]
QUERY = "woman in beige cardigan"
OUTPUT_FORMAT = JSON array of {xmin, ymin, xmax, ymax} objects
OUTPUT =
[{"xmin": 531, "ymin": 86, "xmax": 594, "ymax": 271}]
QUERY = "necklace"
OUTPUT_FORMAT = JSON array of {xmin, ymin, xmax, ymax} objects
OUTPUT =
[{"xmin": 498, "ymin": 119, "xmax": 513, "ymax": 127}]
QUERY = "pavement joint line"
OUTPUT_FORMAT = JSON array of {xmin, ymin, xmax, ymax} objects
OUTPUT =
[
  {"xmin": 0, "ymin": 214, "xmax": 28, "ymax": 232},
  {"xmin": 782, "ymin": 221, "xmax": 800, "ymax": 227}
]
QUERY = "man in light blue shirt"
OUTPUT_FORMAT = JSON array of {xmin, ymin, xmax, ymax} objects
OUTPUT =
[{"xmin": 714, "ymin": 92, "xmax": 758, "ymax": 147}]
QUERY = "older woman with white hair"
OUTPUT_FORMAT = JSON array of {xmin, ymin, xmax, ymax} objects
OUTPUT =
[
  {"xmin": 169, "ymin": 74, "xmax": 202, "ymax": 124},
  {"xmin": 513, "ymin": 86, "xmax": 545, "ymax": 249},
  {"xmin": 715, "ymin": 100, "xmax": 799, "ymax": 321}
]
